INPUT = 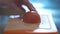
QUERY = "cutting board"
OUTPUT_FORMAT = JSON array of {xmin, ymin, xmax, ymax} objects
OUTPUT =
[{"xmin": 4, "ymin": 11, "xmax": 58, "ymax": 34}]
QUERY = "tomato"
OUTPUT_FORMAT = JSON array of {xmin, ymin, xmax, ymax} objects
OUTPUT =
[{"xmin": 23, "ymin": 11, "xmax": 41, "ymax": 24}]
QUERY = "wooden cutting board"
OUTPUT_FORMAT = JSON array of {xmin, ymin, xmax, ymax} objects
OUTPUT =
[
  {"xmin": 4, "ymin": 11, "xmax": 58, "ymax": 34},
  {"xmin": 4, "ymin": 18, "xmax": 40, "ymax": 30}
]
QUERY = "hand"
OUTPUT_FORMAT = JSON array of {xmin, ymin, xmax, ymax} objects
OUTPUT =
[
  {"xmin": 0, "ymin": 0, "xmax": 37, "ymax": 15},
  {"xmin": 17, "ymin": 0, "xmax": 37, "ymax": 12}
]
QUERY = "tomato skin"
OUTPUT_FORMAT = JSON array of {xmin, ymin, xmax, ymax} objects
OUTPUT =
[{"xmin": 23, "ymin": 11, "xmax": 41, "ymax": 24}]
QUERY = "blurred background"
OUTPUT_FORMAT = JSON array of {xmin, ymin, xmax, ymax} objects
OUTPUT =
[
  {"xmin": 0, "ymin": 0, "xmax": 60, "ymax": 34},
  {"xmin": 28, "ymin": 0, "xmax": 60, "ymax": 34}
]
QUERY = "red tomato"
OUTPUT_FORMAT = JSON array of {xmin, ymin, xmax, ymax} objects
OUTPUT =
[{"xmin": 23, "ymin": 11, "xmax": 41, "ymax": 24}]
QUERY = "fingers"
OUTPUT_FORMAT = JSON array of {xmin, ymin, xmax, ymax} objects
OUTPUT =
[
  {"xmin": 19, "ymin": 6, "xmax": 26, "ymax": 13},
  {"xmin": 23, "ymin": 0, "xmax": 37, "ymax": 12},
  {"xmin": 0, "ymin": 0, "xmax": 26, "ymax": 15},
  {"xmin": 1, "ymin": 3, "xmax": 26, "ymax": 15},
  {"xmin": 11, "ymin": 3, "xmax": 26, "ymax": 15}
]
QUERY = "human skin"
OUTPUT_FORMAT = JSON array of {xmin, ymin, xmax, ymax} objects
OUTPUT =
[
  {"xmin": 0, "ymin": 0, "xmax": 37, "ymax": 15},
  {"xmin": 0, "ymin": 0, "xmax": 37, "ymax": 34}
]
